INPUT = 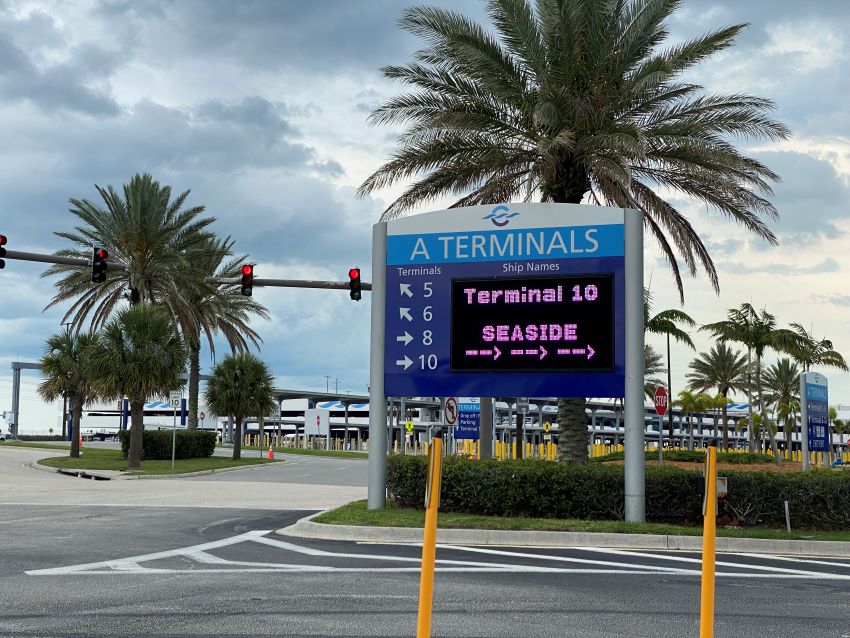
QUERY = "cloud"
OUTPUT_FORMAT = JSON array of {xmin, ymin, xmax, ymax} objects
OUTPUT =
[
  {"xmin": 716, "ymin": 258, "xmax": 840, "ymax": 276},
  {"xmin": 762, "ymin": 21, "xmax": 847, "ymax": 73}
]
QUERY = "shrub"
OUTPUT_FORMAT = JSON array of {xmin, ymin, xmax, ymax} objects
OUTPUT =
[
  {"xmin": 118, "ymin": 429, "xmax": 216, "ymax": 460},
  {"xmin": 16, "ymin": 435, "xmax": 66, "ymax": 441},
  {"xmin": 386, "ymin": 456, "xmax": 850, "ymax": 530},
  {"xmin": 591, "ymin": 450, "xmax": 775, "ymax": 464}
]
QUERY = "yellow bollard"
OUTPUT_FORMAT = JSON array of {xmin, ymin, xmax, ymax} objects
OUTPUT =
[
  {"xmin": 699, "ymin": 441, "xmax": 717, "ymax": 638},
  {"xmin": 416, "ymin": 430, "xmax": 443, "ymax": 638}
]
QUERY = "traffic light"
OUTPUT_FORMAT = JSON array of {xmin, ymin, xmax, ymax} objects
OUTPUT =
[
  {"xmin": 240, "ymin": 264, "xmax": 254, "ymax": 297},
  {"xmin": 348, "ymin": 267, "xmax": 361, "ymax": 301},
  {"xmin": 90, "ymin": 246, "xmax": 108, "ymax": 283},
  {"xmin": 0, "ymin": 234, "xmax": 6, "ymax": 269}
]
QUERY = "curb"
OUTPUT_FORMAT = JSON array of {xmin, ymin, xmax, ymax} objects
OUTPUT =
[
  {"xmin": 27, "ymin": 459, "xmax": 282, "ymax": 480},
  {"xmin": 277, "ymin": 515, "xmax": 850, "ymax": 558}
]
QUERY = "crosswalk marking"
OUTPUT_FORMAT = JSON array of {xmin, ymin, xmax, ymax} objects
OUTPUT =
[{"xmin": 25, "ymin": 532, "xmax": 850, "ymax": 580}]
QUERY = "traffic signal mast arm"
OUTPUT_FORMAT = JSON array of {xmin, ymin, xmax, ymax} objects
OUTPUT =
[
  {"xmin": 205, "ymin": 276, "xmax": 372, "ymax": 291},
  {"xmin": 0, "ymin": 249, "xmax": 125, "ymax": 270}
]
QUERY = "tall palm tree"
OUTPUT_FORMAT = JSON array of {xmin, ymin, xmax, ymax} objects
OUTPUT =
[
  {"xmin": 181, "ymin": 237, "xmax": 268, "ymax": 429},
  {"xmin": 85, "ymin": 305, "xmax": 187, "ymax": 470},
  {"xmin": 204, "ymin": 352, "xmax": 276, "ymax": 460},
  {"xmin": 645, "ymin": 288, "xmax": 696, "ymax": 440},
  {"xmin": 358, "ymin": 1, "xmax": 787, "ymax": 463},
  {"xmin": 37, "ymin": 331, "xmax": 99, "ymax": 458},
  {"xmin": 762, "ymin": 356, "xmax": 799, "ymax": 448},
  {"xmin": 43, "ymin": 173, "xmax": 217, "ymax": 332},
  {"xmin": 784, "ymin": 323, "xmax": 847, "ymax": 373},
  {"xmin": 673, "ymin": 390, "xmax": 708, "ymax": 450},
  {"xmin": 686, "ymin": 343, "xmax": 747, "ymax": 450},
  {"xmin": 643, "ymin": 344, "xmax": 666, "ymax": 399},
  {"xmin": 702, "ymin": 303, "xmax": 796, "ymax": 458}
]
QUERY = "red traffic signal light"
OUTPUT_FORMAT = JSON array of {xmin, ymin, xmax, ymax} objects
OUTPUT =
[
  {"xmin": 90, "ymin": 246, "xmax": 108, "ymax": 283},
  {"xmin": 241, "ymin": 264, "xmax": 254, "ymax": 296},
  {"xmin": 348, "ymin": 267, "xmax": 361, "ymax": 301},
  {"xmin": 0, "ymin": 234, "xmax": 6, "ymax": 269}
]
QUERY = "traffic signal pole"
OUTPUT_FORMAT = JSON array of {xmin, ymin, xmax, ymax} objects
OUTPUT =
[{"xmin": 1, "ymin": 249, "xmax": 124, "ymax": 270}]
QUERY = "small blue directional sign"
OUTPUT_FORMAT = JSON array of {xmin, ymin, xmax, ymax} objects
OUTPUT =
[
  {"xmin": 384, "ymin": 203, "xmax": 625, "ymax": 397},
  {"xmin": 455, "ymin": 397, "xmax": 481, "ymax": 440},
  {"xmin": 804, "ymin": 374, "xmax": 829, "ymax": 452}
]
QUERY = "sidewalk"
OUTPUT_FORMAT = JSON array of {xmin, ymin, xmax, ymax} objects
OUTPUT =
[{"xmin": 278, "ymin": 512, "xmax": 850, "ymax": 558}]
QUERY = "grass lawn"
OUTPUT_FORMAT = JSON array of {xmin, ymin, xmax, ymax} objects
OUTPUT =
[
  {"xmin": 233, "ymin": 445, "xmax": 366, "ymax": 460},
  {"xmin": 314, "ymin": 500, "xmax": 850, "ymax": 542},
  {"xmin": 38, "ymin": 448, "xmax": 277, "ymax": 475},
  {"xmin": 0, "ymin": 441, "xmax": 72, "ymax": 451}
]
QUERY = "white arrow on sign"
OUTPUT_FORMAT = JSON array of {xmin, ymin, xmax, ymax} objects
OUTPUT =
[
  {"xmin": 396, "ymin": 332, "xmax": 413, "ymax": 346},
  {"xmin": 399, "ymin": 307, "xmax": 412, "ymax": 321},
  {"xmin": 395, "ymin": 356, "xmax": 413, "ymax": 370},
  {"xmin": 399, "ymin": 283, "xmax": 413, "ymax": 298},
  {"xmin": 587, "ymin": 345, "xmax": 595, "ymax": 360}
]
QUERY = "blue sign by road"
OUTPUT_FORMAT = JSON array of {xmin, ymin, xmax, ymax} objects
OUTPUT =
[
  {"xmin": 384, "ymin": 203, "xmax": 625, "ymax": 397},
  {"xmin": 805, "ymin": 381, "xmax": 829, "ymax": 452},
  {"xmin": 455, "ymin": 398, "xmax": 481, "ymax": 440}
]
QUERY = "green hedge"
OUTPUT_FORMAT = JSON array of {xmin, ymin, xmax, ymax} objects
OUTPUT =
[
  {"xmin": 591, "ymin": 450, "xmax": 776, "ymax": 464},
  {"xmin": 118, "ymin": 429, "xmax": 216, "ymax": 460},
  {"xmin": 17, "ymin": 435, "xmax": 67, "ymax": 441},
  {"xmin": 386, "ymin": 456, "xmax": 850, "ymax": 530}
]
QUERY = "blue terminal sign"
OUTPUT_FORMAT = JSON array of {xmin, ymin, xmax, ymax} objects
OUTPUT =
[
  {"xmin": 804, "ymin": 376, "xmax": 829, "ymax": 452},
  {"xmin": 384, "ymin": 203, "xmax": 626, "ymax": 397}
]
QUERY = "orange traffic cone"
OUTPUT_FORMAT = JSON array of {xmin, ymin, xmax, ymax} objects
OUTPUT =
[{"xmin": 267, "ymin": 445, "xmax": 274, "ymax": 461}]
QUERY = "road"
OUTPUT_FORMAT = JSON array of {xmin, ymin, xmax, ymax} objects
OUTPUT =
[{"xmin": 2, "ymin": 446, "xmax": 850, "ymax": 637}]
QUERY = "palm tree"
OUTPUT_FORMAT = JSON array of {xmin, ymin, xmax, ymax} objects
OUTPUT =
[
  {"xmin": 702, "ymin": 303, "xmax": 797, "ymax": 458},
  {"xmin": 673, "ymin": 390, "xmax": 709, "ymax": 450},
  {"xmin": 762, "ymin": 357, "xmax": 799, "ymax": 449},
  {"xmin": 785, "ymin": 323, "xmax": 847, "ymax": 373},
  {"xmin": 644, "ymin": 344, "xmax": 666, "ymax": 399},
  {"xmin": 645, "ymin": 288, "xmax": 696, "ymax": 440},
  {"xmin": 204, "ymin": 352, "xmax": 276, "ymax": 460},
  {"xmin": 85, "ymin": 305, "xmax": 187, "ymax": 470},
  {"xmin": 686, "ymin": 343, "xmax": 747, "ymax": 450},
  {"xmin": 43, "ymin": 173, "xmax": 217, "ymax": 332},
  {"xmin": 358, "ymin": 1, "xmax": 787, "ymax": 463},
  {"xmin": 181, "ymin": 237, "xmax": 268, "ymax": 429},
  {"xmin": 37, "ymin": 331, "xmax": 99, "ymax": 458}
]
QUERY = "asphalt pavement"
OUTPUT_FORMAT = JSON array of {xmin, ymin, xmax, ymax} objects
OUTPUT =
[{"xmin": 3, "ymin": 445, "xmax": 850, "ymax": 637}]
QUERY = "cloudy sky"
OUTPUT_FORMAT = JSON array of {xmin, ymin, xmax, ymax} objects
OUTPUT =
[{"xmin": 1, "ymin": 0, "xmax": 849, "ymax": 430}]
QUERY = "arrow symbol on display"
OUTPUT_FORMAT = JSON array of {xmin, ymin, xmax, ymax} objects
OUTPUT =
[
  {"xmin": 493, "ymin": 345, "xmax": 501, "ymax": 361},
  {"xmin": 399, "ymin": 283, "xmax": 413, "ymax": 298},
  {"xmin": 396, "ymin": 332, "xmax": 413, "ymax": 346},
  {"xmin": 399, "ymin": 307, "xmax": 412, "ymax": 321},
  {"xmin": 539, "ymin": 345, "xmax": 547, "ymax": 360},
  {"xmin": 395, "ymin": 356, "xmax": 413, "ymax": 370},
  {"xmin": 587, "ymin": 345, "xmax": 595, "ymax": 360}
]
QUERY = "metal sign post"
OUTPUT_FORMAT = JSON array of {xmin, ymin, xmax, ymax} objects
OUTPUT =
[
  {"xmin": 367, "ymin": 222, "xmax": 388, "ymax": 509},
  {"xmin": 169, "ymin": 391, "xmax": 182, "ymax": 471}
]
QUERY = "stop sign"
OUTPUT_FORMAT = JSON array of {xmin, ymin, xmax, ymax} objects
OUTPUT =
[{"xmin": 654, "ymin": 386, "xmax": 669, "ymax": 416}]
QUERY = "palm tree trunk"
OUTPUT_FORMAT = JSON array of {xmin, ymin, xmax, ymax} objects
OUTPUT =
[
  {"xmin": 187, "ymin": 343, "xmax": 200, "ymax": 429},
  {"xmin": 746, "ymin": 348, "xmax": 754, "ymax": 453},
  {"xmin": 515, "ymin": 410, "xmax": 523, "ymax": 459},
  {"xmin": 666, "ymin": 334, "xmax": 674, "ymax": 440},
  {"xmin": 755, "ymin": 354, "xmax": 781, "ymax": 464},
  {"xmin": 69, "ymin": 398, "xmax": 82, "ymax": 458},
  {"xmin": 128, "ymin": 398, "xmax": 145, "ymax": 470},
  {"xmin": 232, "ymin": 414, "xmax": 243, "ymax": 460},
  {"xmin": 688, "ymin": 413, "xmax": 694, "ymax": 450},
  {"xmin": 722, "ymin": 403, "xmax": 729, "ymax": 451},
  {"xmin": 556, "ymin": 398, "xmax": 588, "ymax": 464}
]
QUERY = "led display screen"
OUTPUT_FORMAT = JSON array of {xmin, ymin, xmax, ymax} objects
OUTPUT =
[{"xmin": 451, "ymin": 274, "xmax": 614, "ymax": 372}]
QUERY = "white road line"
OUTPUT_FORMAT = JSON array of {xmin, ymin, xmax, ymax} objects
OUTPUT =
[
  {"xmin": 250, "ymin": 536, "xmax": 566, "ymax": 570},
  {"xmin": 728, "ymin": 552, "xmax": 850, "ymax": 570},
  {"xmin": 571, "ymin": 547, "xmax": 839, "ymax": 578},
  {"xmin": 437, "ymin": 544, "xmax": 691, "ymax": 574},
  {"xmin": 26, "ymin": 530, "xmax": 271, "ymax": 575}
]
